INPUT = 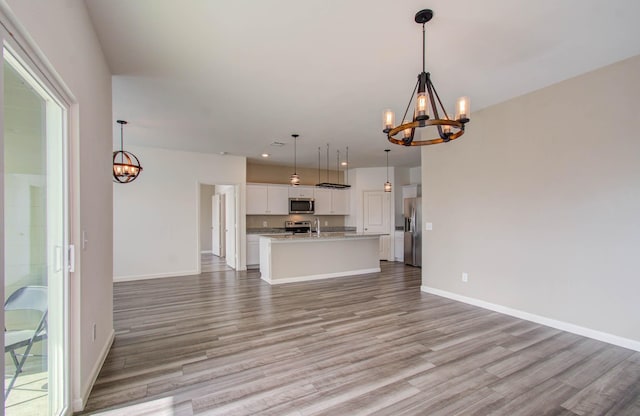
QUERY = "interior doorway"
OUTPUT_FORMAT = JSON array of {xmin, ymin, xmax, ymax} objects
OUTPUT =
[{"xmin": 199, "ymin": 183, "xmax": 237, "ymax": 273}]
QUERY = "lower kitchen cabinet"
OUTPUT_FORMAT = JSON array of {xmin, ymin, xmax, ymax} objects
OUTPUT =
[
  {"xmin": 247, "ymin": 234, "xmax": 260, "ymax": 268},
  {"xmin": 394, "ymin": 230, "xmax": 404, "ymax": 262}
]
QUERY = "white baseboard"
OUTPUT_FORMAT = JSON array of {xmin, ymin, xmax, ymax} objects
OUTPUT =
[
  {"xmin": 200, "ymin": 250, "xmax": 213, "ymax": 254},
  {"xmin": 420, "ymin": 286, "xmax": 640, "ymax": 352},
  {"xmin": 73, "ymin": 329, "xmax": 115, "ymax": 412},
  {"xmin": 113, "ymin": 270, "xmax": 198, "ymax": 282},
  {"xmin": 262, "ymin": 267, "xmax": 380, "ymax": 285}
]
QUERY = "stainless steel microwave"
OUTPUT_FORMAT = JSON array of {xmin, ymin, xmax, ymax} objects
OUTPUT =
[{"xmin": 289, "ymin": 198, "xmax": 315, "ymax": 214}]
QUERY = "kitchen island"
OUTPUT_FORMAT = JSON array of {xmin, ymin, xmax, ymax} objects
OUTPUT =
[{"xmin": 259, "ymin": 233, "xmax": 383, "ymax": 284}]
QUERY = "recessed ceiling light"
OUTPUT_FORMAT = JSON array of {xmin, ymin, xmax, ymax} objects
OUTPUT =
[
  {"xmin": 341, "ymin": 161, "xmax": 348, "ymax": 166},
  {"xmin": 270, "ymin": 141, "xmax": 285, "ymax": 147},
  {"xmin": 219, "ymin": 151, "xmax": 227, "ymax": 155},
  {"xmin": 261, "ymin": 153, "xmax": 270, "ymax": 158}
]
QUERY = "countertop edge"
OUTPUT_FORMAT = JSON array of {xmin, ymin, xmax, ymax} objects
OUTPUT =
[{"xmin": 262, "ymin": 233, "xmax": 387, "ymax": 242}]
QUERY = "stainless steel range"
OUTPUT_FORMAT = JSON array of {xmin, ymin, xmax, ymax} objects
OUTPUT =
[{"xmin": 285, "ymin": 220, "xmax": 311, "ymax": 234}]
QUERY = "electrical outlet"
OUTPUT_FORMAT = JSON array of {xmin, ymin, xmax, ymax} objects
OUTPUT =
[
  {"xmin": 262, "ymin": 221, "xmax": 268, "ymax": 227},
  {"xmin": 92, "ymin": 323, "xmax": 97, "ymax": 341},
  {"xmin": 324, "ymin": 221, "xmax": 328, "ymax": 226},
  {"xmin": 462, "ymin": 272, "xmax": 468, "ymax": 283},
  {"xmin": 425, "ymin": 222, "xmax": 433, "ymax": 230}
]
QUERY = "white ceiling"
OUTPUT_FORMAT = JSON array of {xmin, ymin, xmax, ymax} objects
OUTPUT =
[{"xmin": 85, "ymin": 0, "xmax": 640, "ymax": 169}]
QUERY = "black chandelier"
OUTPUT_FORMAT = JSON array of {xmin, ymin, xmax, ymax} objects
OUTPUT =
[
  {"xmin": 113, "ymin": 120, "xmax": 143, "ymax": 183},
  {"xmin": 383, "ymin": 9, "xmax": 470, "ymax": 146}
]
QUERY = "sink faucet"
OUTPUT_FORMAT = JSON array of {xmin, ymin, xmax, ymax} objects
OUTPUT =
[{"xmin": 315, "ymin": 217, "xmax": 321, "ymax": 236}]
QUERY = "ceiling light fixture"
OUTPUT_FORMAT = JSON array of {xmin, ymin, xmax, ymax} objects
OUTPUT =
[
  {"xmin": 383, "ymin": 9, "xmax": 470, "ymax": 146},
  {"xmin": 113, "ymin": 120, "xmax": 142, "ymax": 183},
  {"xmin": 384, "ymin": 149, "xmax": 392, "ymax": 192},
  {"xmin": 261, "ymin": 153, "xmax": 270, "ymax": 158},
  {"xmin": 289, "ymin": 134, "xmax": 300, "ymax": 186},
  {"xmin": 315, "ymin": 143, "xmax": 351, "ymax": 189}
]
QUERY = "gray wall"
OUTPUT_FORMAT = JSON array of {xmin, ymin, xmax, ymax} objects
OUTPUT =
[
  {"xmin": 200, "ymin": 184, "xmax": 215, "ymax": 252},
  {"xmin": 421, "ymin": 55, "xmax": 640, "ymax": 345}
]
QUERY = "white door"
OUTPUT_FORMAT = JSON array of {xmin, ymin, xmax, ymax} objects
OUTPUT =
[
  {"xmin": 363, "ymin": 191, "xmax": 391, "ymax": 260},
  {"xmin": 224, "ymin": 188, "xmax": 236, "ymax": 269},
  {"xmin": 211, "ymin": 194, "xmax": 221, "ymax": 256},
  {"xmin": 219, "ymin": 193, "xmax": 226, "ymax": 258}
]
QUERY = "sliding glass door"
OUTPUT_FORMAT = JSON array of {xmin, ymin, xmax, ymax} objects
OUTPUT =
[{"xmin": 3, "ymin": 46, "xmax": 69, "ymax": 415}]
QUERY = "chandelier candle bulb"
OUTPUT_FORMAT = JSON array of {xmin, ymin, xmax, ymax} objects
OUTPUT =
[
  {"xmin": 383, "ymin": 109, "xmax": 395, "ymax": 132},
  {"xmin": 456, "ymin": 96, "xmax": 470, "ymax": 122},
  {"xmin": 403, "ymin": 125, "xmax": 412, "ymax": 140},
  {"xmin": 416, "ymin": 92, "xmax": 428, "ymax": 119}
]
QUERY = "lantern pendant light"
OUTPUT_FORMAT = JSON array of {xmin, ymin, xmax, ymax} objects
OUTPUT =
[
  {"xmin": 384, "ymin": 149, "xmax": 392, "ymax": 192},
  {"xmin": 113, "ymin": 120, "xmax": 143, "ymax": 183},
  {"xmin": 289, "ymin": 134, "xmax": 300, "ymax": 186}
]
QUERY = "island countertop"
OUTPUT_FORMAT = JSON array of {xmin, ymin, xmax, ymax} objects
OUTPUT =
[{"xmin": 261, "ymin": 232, "xmax": 386, "ymax": 242}]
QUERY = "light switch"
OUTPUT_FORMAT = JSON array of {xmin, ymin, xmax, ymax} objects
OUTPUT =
[{"xmin": 425, "ymin": 222, "xmax": 433, "ymax": 231}]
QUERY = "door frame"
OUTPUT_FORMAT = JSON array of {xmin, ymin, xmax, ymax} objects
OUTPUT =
[
  {"xmin": 0, "ymin": 16, "xmax": 73, "ymax": 414},
  {"xmin": 198, "ymin": 182, "xmax": 242, "ymax": 271}
]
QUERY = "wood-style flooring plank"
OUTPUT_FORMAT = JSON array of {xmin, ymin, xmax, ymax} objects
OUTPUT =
[{"xmin": 78, "ymin": 262, "xmax": 639, "ymax": 415}]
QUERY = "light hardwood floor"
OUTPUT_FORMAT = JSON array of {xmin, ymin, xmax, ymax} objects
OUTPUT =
[{"xmin": 80, "ymin": 262, "xmax": 640, "ymax": 415}]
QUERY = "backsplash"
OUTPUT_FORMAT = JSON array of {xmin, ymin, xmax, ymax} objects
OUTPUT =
[{"xmin": 246, "ymin": 214, "xmax": 345, "ymax": 229}]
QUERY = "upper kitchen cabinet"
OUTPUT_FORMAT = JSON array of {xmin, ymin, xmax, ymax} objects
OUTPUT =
[
  {"xmin": 288, "ymin": 186, "xmax": 314, "ymax": 199},
  {"xmin": 246, "ymin": 184, "xmax": 289, "ymax": 215},
  {"xmin": 314, "ymin": 188, "xmax": 350, "ymax": 215}
]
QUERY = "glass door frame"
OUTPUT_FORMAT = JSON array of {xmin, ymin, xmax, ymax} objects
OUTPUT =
[{"xmin": 0, "ymin": 13, "xmax": 72, "ymax": 415}]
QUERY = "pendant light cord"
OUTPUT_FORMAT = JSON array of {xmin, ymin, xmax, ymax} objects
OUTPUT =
[
  {"xmin": 385, "ymin": 149, "xmax": 390, "ymax": 181},
  {"xmin": 422, "ymin": 23, "xmax": 426, "ymax": 73}
]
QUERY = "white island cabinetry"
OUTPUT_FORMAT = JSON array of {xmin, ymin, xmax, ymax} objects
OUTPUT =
[
  {"xmin": 260, "ymin": 233, "xmax": 381, "ymax": 284},
  {"xmin": 246, "ymin": 184, "xmax": 289, "ymax": 215}
]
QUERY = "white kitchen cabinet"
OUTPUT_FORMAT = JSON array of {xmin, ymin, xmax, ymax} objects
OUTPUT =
[
  {"xmin": 246, "ymin": 234, "xmax": 260, "ymax": 267},
  {"xmin": 246, "ymin": 184, "xmax": 289, "ymax": 215},
  {"xmin": 394, "ymin": 230, "xmax": 404, "ymax": 262},
  {"xmin": 314, "ymin": 188, "xmax": 349, "ymax": 215},
  {"xmin": 313, "ymin": 188, "xmax": 332, "ymax": 215},
  {"xmin": 331, "ymin": 189, "xmax": 349, "ymax": 215},
  {"xmin": 288, "ymin": 186, "xmax": 314, "ymax": 198},
  {"xmin": 379, "ymin": 235, "xmax": 391, "ymax": 261},
  {"xmin": 268, "ymin": 186, "xmax": 289, "ymax": 214}
]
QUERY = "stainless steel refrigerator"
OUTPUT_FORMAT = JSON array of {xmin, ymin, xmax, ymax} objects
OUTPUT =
[{"xmin": 404, "ymin": 197, "xmax": 422, "ymax": 267}]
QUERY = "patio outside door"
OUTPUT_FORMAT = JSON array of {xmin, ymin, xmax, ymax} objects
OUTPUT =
[{"xmin": 2, "ymin": 46, "xmax": 69, "ymax": 415}]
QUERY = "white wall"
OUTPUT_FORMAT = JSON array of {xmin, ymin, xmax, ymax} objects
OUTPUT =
[
  {"xmin": 113, "ymin": 146, "xmax": 246, "ymax": 280},
  {"xmin": 347, "ymin": 167, "xmax": 393, "ymax": 230},
  {"xmin": 409, "ymin": 166, "xmax": 422, "ymax": 184},
  {"xmin": 421, "ymin": 55, "xmax": 640, "ymax": 349},
  {"xmin": 3, "ymin": 0, "xmax": 114, "ymax": 409},
  {"xmin": 347, "ymin": 167, "xmax": 395, "ymax": 259}
]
